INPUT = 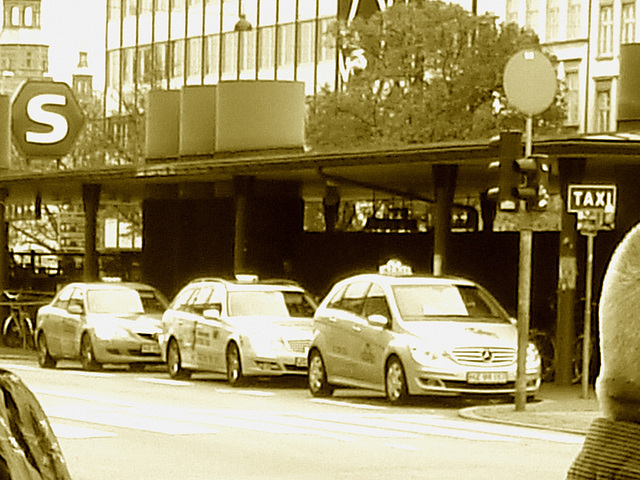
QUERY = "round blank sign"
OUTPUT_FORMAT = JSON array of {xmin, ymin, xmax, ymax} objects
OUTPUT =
[{"xmin": 503, "ymin": 50, "xmax": 557, "ymax": 116}]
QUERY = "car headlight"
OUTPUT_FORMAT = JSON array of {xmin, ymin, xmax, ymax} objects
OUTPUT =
[
  {"xmin": 246, "ymin": 335, "xmax": 286, "ymax": 357},
  {"xmin": 408, "ymin": 343, "xmax": 448, "ymax": 365},
  {"xmin": 526, "ymin": 342, "xmax": 541, "ymax": 369},
  {"xmin": 93, "ymin": 323, "xmax": 132, "ymax": 340}
]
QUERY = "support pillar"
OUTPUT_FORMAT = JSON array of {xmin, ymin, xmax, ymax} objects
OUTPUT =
[
  {"xmin": 0, "ymin": 188, "xmax": 8, "ymax": 293},
  {"xmin": 233, "ymin": 176, "xmax": 254, "ymax": 275},
  {"xmin": 432, "ymin": 164, "xmax": 458, "ymax": 275},
  {"xmin": 555, "ymin": 158, "xmax": 585, "ymax": 385},
  {"xmin": 82, "ymin": 184, "xmax": 101, "ymax": 282}
]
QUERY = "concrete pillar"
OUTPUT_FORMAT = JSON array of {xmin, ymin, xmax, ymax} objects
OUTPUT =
[
  {"xmin": 82, "ymin": 184, "xmax": 101, "ymax": 282},
  {"xmin": 555, "ymin": 158, "xmax": 585, "ymax": 385},
  {"xmin": 0, "ymin": 188, "xmax": 8, "ymax": 293},
  {"xmin": 432, "ymin": 164, "xmax": 458, "ymax": 275},
  {"xmin": 233, "ymin": 176, "xmax": 254, "ymax": 275}
]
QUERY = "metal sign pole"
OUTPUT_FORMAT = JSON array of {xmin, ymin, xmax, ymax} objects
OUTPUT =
[
  {"xmin": 515, "ymin": 115, "xmax": 534, "ymax": 411},
  {"xmin": 582, "ymin": 230, "xmax": 595, "ymax": 399}
]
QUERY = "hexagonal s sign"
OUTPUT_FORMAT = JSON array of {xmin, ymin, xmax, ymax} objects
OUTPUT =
[{"xmin": 11, "ymin": 80, "xmax": 85, "ymax": 158}]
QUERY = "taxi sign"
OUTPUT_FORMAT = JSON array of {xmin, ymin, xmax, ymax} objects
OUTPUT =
[
  {"xmin": 567, "ymin": 184, "xmax": 617, "ymax": 213},
  {"xmin": 379, "ymin": 259, "xmax": 412, "ymax": 276}
]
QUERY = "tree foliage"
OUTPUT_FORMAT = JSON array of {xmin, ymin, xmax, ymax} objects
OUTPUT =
[{"xmin": 306, "ymin": 0, "xmax": 568, "ymax": 151}]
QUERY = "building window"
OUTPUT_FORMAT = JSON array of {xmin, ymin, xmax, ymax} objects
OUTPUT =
[
  {"xmin": 297, "ymin": 20, "xmax": 315, "ymax": 65},
  {"xmin": 525, "ymin": 0, "xmax": 539, "ymax": 30},
  {"xmin": 622, "ymin": 2, "xmax": 636, "ymax": 44},
  {"xmin": 25, "ymin": 52, "xmax": 32, "ymax": 68},
  {"xmin": 278, "ymin": 23, "xmax": 295, "ymax": 67},
  {"xmin": 564, "ymin": 68, "xmax": 580, "ymax": 126},
  {"xmin": 11, "ymin": 6, "xmax": 20, "ymax": 26},
  {"xmin": 596, "ymin": 82, "xmax": 612, "ymax": 132},
  {"xmin": 171, "ymin": 40, "xmax": 184, "ymax": 79},
  {"xmin": 187, "ymin": 37, "xmax": 202, "ymax": 78},
  {"xmin": 567, "ymin": 0, "xmax": 581, "ymax": 38},
  {"xmin": 506, "ymin": 0, "xmax": 518, "ymax": 24},
  {"xmin": 24, "ymin": 6, "xmax": 32, "ymax": 26},
  {"xmin": 318, "ymin": 19, "xmax": 336, "ymax": 63},
  {"xmin": 203, "ymin": 35, "xmax": 219, "ymax": 78},
  {"xmin": 153, "ymin": 43, "xmax": 167, "ymax": 85},
  {"xmin": 598, "ymin": 4, "xmax": 614, "ymax": 56},
  {"xmin": 260, "ymin": 26, "xmax": 275, "ymax": 70},
  {"xmin": 546, "ymin": 0, "xmax": 560, "ymax": 41},
  {"xmin": 222, "ymin": 32, "xmax": 236, "ymax": 76}
]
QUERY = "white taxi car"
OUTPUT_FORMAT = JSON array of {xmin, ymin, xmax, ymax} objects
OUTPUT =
[
  {"xmin": 308, "ymin": 260, "xmax": 541, "ymax": 403},
  {"xmin": 160, "ymin": 276, "xmax": 317, "ymax": 385}
]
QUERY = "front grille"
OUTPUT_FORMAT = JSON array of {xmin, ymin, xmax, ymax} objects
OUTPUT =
[
  {"xmin": 451, "ymin": 347, "xmax": 516, "ymax": 366},
  {"xmin": 287, "ymin": 339, "xmax": 310, "ymax": 353}
]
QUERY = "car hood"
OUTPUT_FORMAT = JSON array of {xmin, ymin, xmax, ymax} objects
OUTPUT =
[
  {"xmin": 88, "ymin": 313, "xmax": 163, "ymax": 334},
  {"xmin": 401, "ymin": 320, "xmax": 517, "ymax": 349},
  {"xmin": 225, "ymin": 316, "xmax": 313, "ymax": 339}
]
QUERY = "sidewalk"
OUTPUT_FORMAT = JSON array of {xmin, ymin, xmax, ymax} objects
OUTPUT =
[{"xmin": 459, "ymin": 382, "xmax": 600, "ymax": 435}]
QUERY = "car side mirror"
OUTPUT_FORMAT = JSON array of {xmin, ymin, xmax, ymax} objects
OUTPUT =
[
  {"xmin": 368, "ymin": 314, "xmax": 388, "ymax": 328},
  {"xmin": 68, "ymin": 304, "xmax": 83, "ymax": 315},
  {"xmin": 203, "ymin": 308, "xmax": 221, "ymax": 319}
]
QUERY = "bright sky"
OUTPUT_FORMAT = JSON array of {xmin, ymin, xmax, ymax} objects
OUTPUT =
[{"xmin": 41, "ymin": 0, "xmax": 106, "ymax": 90}]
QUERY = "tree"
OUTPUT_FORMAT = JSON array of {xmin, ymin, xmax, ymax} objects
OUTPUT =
[{"xmin": 306, "ymin": 0, "xmax": 568, "ymax": 151}]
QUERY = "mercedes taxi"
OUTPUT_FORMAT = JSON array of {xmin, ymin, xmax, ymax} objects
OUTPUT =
[
  {"xmin": 159, "ymin": 276, "xmax": 317, "ymax": 385},
  {"xmin": 307, "ymin": 260, "xmax": 541, "ymax": 403}
]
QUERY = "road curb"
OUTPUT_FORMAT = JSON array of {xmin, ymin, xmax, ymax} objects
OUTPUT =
[{"xmin": 458, "ymin": 405, "xmax": 590, "ymax": 436}]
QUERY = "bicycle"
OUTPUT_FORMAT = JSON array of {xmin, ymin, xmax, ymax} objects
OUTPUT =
[{"xmin": 1, "ymin": 291, "xmax": 53, "ymax": 350}]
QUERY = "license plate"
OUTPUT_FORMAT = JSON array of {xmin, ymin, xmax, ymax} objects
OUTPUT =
[
  {"xmin": 141, "ymin": 343, "xmax": 160, "ymax": 354},
  {"xmin": 295, "ymin": 357, "xmax": 307, "ymax": 368},
  {"xmin": 467, "ymin": 372, "xmax": 507, "ymax": 384}
]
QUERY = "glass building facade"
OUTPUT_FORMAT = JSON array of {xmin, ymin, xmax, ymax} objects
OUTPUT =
[{"xmin": 105, "ymin": 0, "xmax": 348, "ymax": 115}]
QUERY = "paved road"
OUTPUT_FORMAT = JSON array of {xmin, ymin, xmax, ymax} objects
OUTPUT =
[{"xmin": 0, "ymin": 358, "xmax": 584, "ymax": 479}]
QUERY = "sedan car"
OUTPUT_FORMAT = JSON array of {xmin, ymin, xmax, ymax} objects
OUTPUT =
[
  {"xmin": 308, "ymin": 260, "xmax": 542, "ymax": 403},
  {"xmin": 160, "ymin": 276, "xmax": 317, "ymax": 385},
  {"xmin": 34, "ymin": 282, "xmax": 169, "ymax": 370}
]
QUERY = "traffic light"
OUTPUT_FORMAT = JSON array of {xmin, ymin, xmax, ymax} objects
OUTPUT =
[
  {"xmin": 524, "ymin": 154, "xmax": 550, "ymax": 211},
  {"xmin": 486, "ymin": 130, "xmax": 523, "ymax": 211},
  {"xmin": 487, "ymin": 135, "xmax": 551, "ymax": 211}
]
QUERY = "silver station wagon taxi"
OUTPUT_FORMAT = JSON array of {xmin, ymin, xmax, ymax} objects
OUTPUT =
[
  {"xmin": 308, "ymin": 260, "xmax": 541, "ymax": 403},
  {"xmin": 160, "ymin": 276, "xmax": 317, "ymax": 385}
]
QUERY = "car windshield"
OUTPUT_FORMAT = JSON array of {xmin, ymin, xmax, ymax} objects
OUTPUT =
[
  {"xmin": 86, "ymin": 288, "xmax": 146, "ymax": 315},
  {"xmin": 392, "ymin": 284, "xmax": 509, "ymax": 323},
  {"xmin": 228, "ymin": 290, "xmax": 296, "ymax": 317}
]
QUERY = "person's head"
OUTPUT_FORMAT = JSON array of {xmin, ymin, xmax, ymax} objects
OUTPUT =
[{"xmin": 597, "ymin": 223, "xmax": 640, "ymax": 422}]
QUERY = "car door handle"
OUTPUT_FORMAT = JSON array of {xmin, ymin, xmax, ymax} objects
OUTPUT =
[
  {"xmin": 328, "ymin": 317, "xmax": 338, "ymax": 323},
  {"xmin": 352, "ymin": 325, "xmax": 361, "ymax": 332}
]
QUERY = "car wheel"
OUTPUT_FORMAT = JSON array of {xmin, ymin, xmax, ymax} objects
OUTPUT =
[
  {"xmin": 167, "ymin": 339, "xmax": 191, "ymax": 379},
  {"xmin": 36, "ymin": 333, "xmax": 56, "ymax": 369},
  {"xmin": 80, "ymin": 334, "xmax": 101, "ymax": 371},
  {"xmin": 308, "ymin": 349, "xmax": 333, "ymax": 397},
  {"xmin": 385, "ymin": 357, "xmax": 409, "ymax": 404},
  {"xmin": 226, "ymin": 342, "xmax": 245, "ymax": 386}
]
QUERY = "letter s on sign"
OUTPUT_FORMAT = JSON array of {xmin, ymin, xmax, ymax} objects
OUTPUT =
[{"xmin": 25, "ymin": 94, "xmax": 69, "ymax": 144}]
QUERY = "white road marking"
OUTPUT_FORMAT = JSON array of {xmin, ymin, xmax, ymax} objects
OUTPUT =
[
  {"xmin": 310, "ymin": 398, "xmax": 387, "ymax": 410},
  {"xmin": 216, "ymin": 388, "xmax": 275, "ymax": 397},
  {"xmin": 50, "ymin": 423, "xmax": 117, "ymax": 439},
  {"xmin": 2, "ymin": 364, "xmax": 116, "ymax": 378},
  {"xmin": 136, "ymin": 378, "xmax": 192, "ymax": 386},
  {"xmin": 384, "ymin": 442, "xmax": 418, "ymax": 451}
]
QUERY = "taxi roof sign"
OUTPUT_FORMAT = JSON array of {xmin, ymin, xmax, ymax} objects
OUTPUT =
[{"xmin": 379, "ymin": 259, "xmax": 412, "ymax": 276}]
